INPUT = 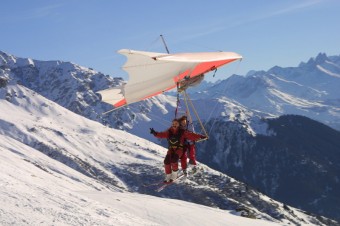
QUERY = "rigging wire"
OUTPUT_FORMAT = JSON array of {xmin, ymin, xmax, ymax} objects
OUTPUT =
[
  {"xmin": 175, "ymin": 89, "xmax": 208, "ymax": 142},
  {"xmin": 181, "ymin": 91, "xmax": 195, "ymax": 133},
  {"xmin": 184, "ymin": 91, "xmax": 209, "ymax": 141},
  {"xmin": 174, "ymin": 83, "xmax": 180, "ymax": 119},
  {"xmin": 144, "ymin": 36, "xmax": 162, "ymax": 52}
]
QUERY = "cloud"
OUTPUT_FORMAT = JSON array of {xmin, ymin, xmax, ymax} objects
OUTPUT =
[
  {"xmin": 0, "ymin": 3, "xmax": 64, "ymax": 24},
  {"xmin": 27, "ymin": 3, "xmax": 64, "ymax": 19},
  {"xmin": 262, "ymin": 0, "xmax": 324, "ymax": 18},
  {"xmin": 173, "ymin": 0, "xmax": 325, "ymax": 43}
]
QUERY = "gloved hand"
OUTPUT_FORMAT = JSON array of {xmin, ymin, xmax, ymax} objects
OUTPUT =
[
  {"xmin": 200, "ymin": 135, "xmax": 207, "ymax": 139},
  {"xmin": 150, "ymin": 128, "xmax": 157, "ymax": 135}
]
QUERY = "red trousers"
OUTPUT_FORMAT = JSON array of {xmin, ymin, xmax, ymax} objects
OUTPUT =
[
  {"xmin": 180, "ymin": 144, "xmax": 196, "ymax": 170},
  {"xmin": 164, "ymin": 148, "xmax": 183, "ymax": 174}
]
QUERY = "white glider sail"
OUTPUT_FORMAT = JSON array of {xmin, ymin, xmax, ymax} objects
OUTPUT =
[{"xmin": 98, "ymin": 49, "xmax": 242, "ymax": 108}]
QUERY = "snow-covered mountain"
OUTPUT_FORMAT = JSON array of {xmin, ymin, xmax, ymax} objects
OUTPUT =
[
  {"xmin": 197, "ymin": 115, "xmax": 340, "ymax": 221},
  {"xmin": 194, "ymin": 53, "xmax": 340, "ymax": 131},
  {"xmin": 1, "ymin": 50, "xmax": 340, "ymax": 223},
  {"xmin": 2, "ymin": 50, "xmax": 339, "ymax": 136},
  {"xmin": 2, "ymin": 83, "xmax": 334, "ymax": 225},
  {"xmin": 0, "ymin": 50, "xmax": 273, "ymax": 138}
]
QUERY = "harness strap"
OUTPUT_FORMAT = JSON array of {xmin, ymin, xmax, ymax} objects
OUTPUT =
[
  {"xmin": 168, "ymin": 129, "xmax": 184, "ymax": 149},
  {"xmin": 169, "ymin": 145, "xmax": 183, "ymax": 149}
]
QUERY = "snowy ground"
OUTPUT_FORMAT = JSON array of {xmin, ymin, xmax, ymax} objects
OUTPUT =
[
  {"xmin": 0, "ymin": 135, "xmax": 282, "ymax": 226},
  {"xmin": 0, "ymin": 84, "xmax": 330, "ymax": 225}
]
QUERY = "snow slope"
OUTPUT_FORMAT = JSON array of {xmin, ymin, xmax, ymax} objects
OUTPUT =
[
  {"xmin": 0, "ymin": 135, "xmax": 278, "ymax": 226},
  {"xmin": 0, "ymin": 84, "xmax": 332, "ymax": 225}
]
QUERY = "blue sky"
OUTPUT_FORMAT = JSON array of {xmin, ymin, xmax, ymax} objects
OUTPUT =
[{"xmin": 1, "ymin": 0, "xmax": 340, "ymax": 81}]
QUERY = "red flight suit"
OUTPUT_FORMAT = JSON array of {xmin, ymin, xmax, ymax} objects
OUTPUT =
[{"xmin": 154, "ymin": 128, "xmax": 203, "ymax": 174}]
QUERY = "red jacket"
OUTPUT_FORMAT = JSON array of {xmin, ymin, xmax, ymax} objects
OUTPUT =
[{"xmin": 154, "ymin": 128, "xmax": 203, "ymax": 147}]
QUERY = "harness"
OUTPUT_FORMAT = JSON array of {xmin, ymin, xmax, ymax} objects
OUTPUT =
[{"xmin": 168, "ymin": 129, "xmax": 184, "ymax": 150}]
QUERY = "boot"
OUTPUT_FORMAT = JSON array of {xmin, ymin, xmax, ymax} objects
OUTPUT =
[
  {"xmin": 164, "ymin": 174, "xmax": 172, "ymax": 183},
  {"xmin": 183, "ymin": 169, "xmax": 188, "ymax": 177},
  {"xmin": 170, "ymin": 170, "xmax": 178, "ymax": 181},
  {"xmin": 191, "ymin": 165, "xmax": 198, "ymax": 174}
]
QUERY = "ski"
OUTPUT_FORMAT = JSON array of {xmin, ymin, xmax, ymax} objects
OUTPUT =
[
  {"xmin": 155, "ymin": 173, "xmax": 186, "ymax": 192},
  {"xmin": 148, "ymin": 166, "xmax": 203, "ymax": 192},
  {"xmin": 144, "ymin": 169, "xmax": 188, "ymax": 189}
]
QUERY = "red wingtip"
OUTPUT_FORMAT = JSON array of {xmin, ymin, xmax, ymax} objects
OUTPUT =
[{"xmin": 114, "ymin": 98, "xmax": 127, "ymax": 108}]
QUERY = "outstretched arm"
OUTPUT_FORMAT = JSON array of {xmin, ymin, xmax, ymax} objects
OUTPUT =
[
  {"xmin": 150, "ymin": 129, "xmax": 169, "ymax": 139},
  {"xmin": 183, "ymin": 131, "xmax": 207, "ymax": 141}
]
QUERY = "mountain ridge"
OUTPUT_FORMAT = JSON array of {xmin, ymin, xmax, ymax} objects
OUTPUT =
[
  {"xmin": 196, "ymin": 114, "xmax": 340, "ymax": 220},
  {"xmin": 190, "ymin": 52, "xmax": 340, "ymax": 131},
  {"xmin": 1, "ymin": 50, "xmax": 340, "ymax": 222},
  {"xmin": 1, "ymin": 83, "xmax": 334, "ymax": 225}
]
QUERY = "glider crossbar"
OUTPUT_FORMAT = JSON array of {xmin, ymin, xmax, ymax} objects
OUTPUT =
[{"xmin": 177, "ymin": 90, "xmax": 209, "ymax": 142}]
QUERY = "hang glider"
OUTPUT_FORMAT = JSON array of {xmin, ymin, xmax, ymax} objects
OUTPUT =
[{"xmin": 97, "ymin": 49, "xmax": 242, "ymax": 109}]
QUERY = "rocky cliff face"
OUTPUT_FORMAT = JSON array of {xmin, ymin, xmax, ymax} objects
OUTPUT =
[
  {"xmin": 197, "ymin": 115, "xmax": 340, "ymax": 220},
  {"xmin": 0, "ymin": 50, "xmax": 141, "ymax": 129}
]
